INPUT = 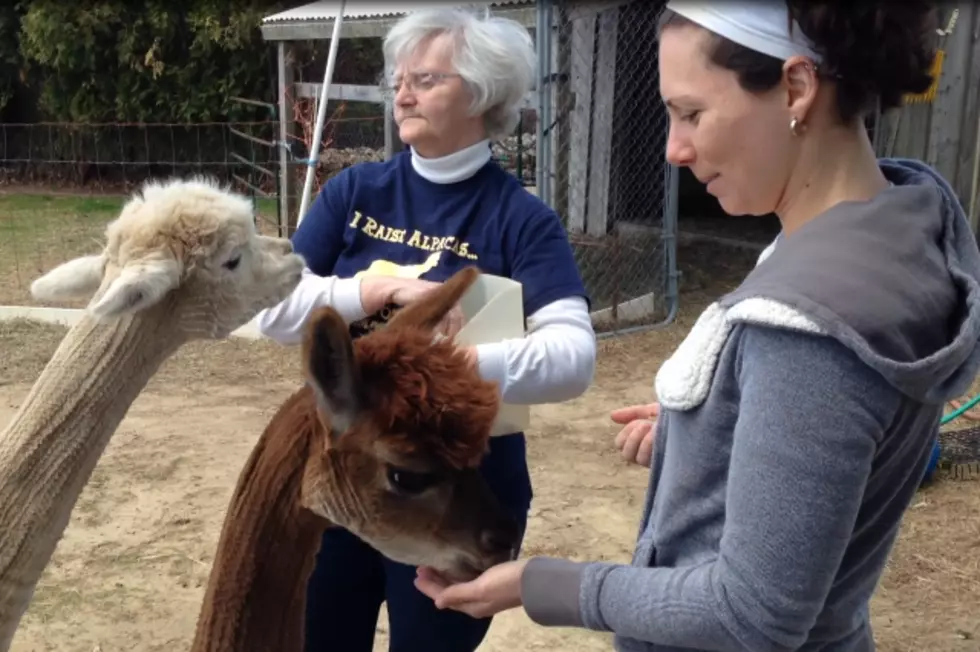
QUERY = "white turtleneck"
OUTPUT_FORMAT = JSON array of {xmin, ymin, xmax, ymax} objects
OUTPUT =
[
  {"xmin": 410, "ymin": 138, "xmax": 493, "ymax": 183},
  {"xmin": 255, "ymin": 141, "xmax": 596, "ymax": 407}
]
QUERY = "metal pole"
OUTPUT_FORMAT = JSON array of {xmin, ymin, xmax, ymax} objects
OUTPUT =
[
  {"xmin": 541, "ymin": 0, "xmax": 554, "ymax": 207},
  {"xmin": 970, "ymin": 110, "xmax": 980, "ymax": 229},
  {"xmin": 535, "ymin": 0, "xmax": 546, "ymax": 199},
  {"xmin": 276, "ymin": 41, "xmax": 291, "ymax": 237},
  {"xmin": 297, "ymin": 0, "xmax": 346, "ymax": 226}
]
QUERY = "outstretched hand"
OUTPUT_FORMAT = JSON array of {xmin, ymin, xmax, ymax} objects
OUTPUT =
[
  {"xmin": 413, "ymin": 561, "xmax": 528, "ymax": 620},
  {"xmin": 611, "ymin": 402, "xmax": 660, "ymax": 467}
]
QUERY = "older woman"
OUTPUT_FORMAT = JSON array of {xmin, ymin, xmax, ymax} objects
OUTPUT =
[
  {"xmin": 416, "ymin": 2, "xmax": 980, "ymax": 651},
  {"xmin": 254, "ymin": 6, "xmax": 595, "ymax": 652}
]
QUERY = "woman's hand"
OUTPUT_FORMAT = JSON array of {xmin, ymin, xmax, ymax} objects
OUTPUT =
[
  {"xmin": 359, "ymin": 275, "xmax": 439, "ymax": 313},
  {"xmin": 359, "ymin": 275, "xmax": 465, "ymax": 338},
  {"xmin": 611, "ymin": 402, "xmax": 660, "ymax": 467},
  {"xmin": 413, "ymin": 560, "xmax": 528, "ymax": 619}
]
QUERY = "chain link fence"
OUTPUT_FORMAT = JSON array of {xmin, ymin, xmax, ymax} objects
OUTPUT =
[{"xmin": 537, "ymin": 0, "xmax": 678, "ymax": 336}]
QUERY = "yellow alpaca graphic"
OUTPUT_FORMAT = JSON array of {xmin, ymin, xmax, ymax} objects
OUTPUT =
[{"xmin": 354, "ymin": 251, "xmax": 443, "ymax": 279}]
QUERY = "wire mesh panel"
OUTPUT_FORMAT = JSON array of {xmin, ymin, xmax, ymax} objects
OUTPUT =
[{"xmin": 540, "ymin": 0, "xmax": 678, "ymax": 336}]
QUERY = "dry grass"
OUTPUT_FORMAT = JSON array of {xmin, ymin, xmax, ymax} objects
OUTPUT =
[
  {"xmin": 0, "ymin": 195, "xmax": 978, "ymax": 650},
  {"xmin": 0, "ymin": 193, "xmax": 117, "ymax": 307}
]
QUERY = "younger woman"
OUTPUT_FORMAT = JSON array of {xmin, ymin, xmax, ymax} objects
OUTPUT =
[{"xmin": 416, "ymin": 3, "xmax": 980, "ymax": 651}]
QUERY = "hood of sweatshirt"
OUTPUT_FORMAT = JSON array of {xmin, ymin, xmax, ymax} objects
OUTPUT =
[{"xmin": 713, "ymin": 157, "xmax": 980, "ymax": 405}]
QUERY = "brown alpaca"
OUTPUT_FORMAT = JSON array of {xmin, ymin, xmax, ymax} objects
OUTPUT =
[{"xmin": 191, "ymin": 266, "xmax": 521, "ymax": 652}]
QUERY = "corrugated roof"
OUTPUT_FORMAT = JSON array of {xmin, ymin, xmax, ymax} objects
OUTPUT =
[{"xmin": 263, "ymin": 1, "xmax": 532, "ymax": 23}]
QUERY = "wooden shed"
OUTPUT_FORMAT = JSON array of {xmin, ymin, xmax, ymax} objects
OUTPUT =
[{"xmin": 874, "ymin": 1, "xmax": 980, "ymax": 231}]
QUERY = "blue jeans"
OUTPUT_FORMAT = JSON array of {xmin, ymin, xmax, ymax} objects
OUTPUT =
[{"xmin": 303, "ymin": 434, "xmax": 533, "ymax": 652}]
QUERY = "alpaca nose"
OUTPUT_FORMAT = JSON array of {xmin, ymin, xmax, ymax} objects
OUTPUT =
[{"xmin": 479, "ymin": 519, "xmax": 521, "ymax": 559}]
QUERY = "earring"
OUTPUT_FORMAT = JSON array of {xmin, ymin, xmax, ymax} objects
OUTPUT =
[{"xmin": 790, "ymin": 116, "xmax": 804, "ymax": 136}]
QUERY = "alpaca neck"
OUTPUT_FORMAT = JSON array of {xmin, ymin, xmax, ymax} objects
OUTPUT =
[
  {"xmin": 0, "ymin": 307, "xmax": 185, "ymax": 650},
  {"xmin": 191, "ymin": 387, "xmax": 330, "ymax": 652}
]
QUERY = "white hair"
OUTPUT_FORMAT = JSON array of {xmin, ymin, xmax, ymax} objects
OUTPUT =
[{"xmin": 383, "ymin": 6, "xmax": 536, "ymax": 140}]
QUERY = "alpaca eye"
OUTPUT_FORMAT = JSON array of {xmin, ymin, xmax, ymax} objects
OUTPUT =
[
  {"xmin": 386, "ymin": 466, "xmax": 439, "ymax": 495},
  {"xmin": 223, "ymin": 255, "xmax": 241, "ymax": 271}
]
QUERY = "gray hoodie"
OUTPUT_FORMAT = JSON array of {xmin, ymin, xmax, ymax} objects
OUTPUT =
[{"xmin": 520, "ymin": 158, "xmax": 980, "ymax": 651}]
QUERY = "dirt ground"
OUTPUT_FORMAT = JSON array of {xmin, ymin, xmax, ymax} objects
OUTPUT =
[{"xmin": 1, "ymin": 234, "xmax": 979, "ymax": 651}]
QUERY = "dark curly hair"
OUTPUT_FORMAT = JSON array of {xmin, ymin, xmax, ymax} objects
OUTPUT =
[{"xmin": 657, "ymin": 2, "xmax": 938, "ymax": 124}]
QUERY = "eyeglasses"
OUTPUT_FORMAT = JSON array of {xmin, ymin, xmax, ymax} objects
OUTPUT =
[{"xmin": 381, "ymin": 71, "xmax": 461, "ymax": 99}]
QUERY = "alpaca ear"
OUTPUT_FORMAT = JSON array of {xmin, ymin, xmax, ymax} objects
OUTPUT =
[
  {"xmin": 303, "ymin": 306, "xmax": 365, "ymax": 435},
  {"xmin": 31, "ymin": 254, "xmax": 106, "ymax": 302},
  {"xmin": 386, "ymin": 266, "xmax": 480, "ymax": 332},
  {"xmin": 89, "ymin": 258, "xmax": 181, "ymax": 319}
]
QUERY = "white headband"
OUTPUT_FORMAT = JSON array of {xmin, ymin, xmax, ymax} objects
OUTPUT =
[{"xmin": 664, "ymin": 1, "xmax": 823, "ymax": 63}]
